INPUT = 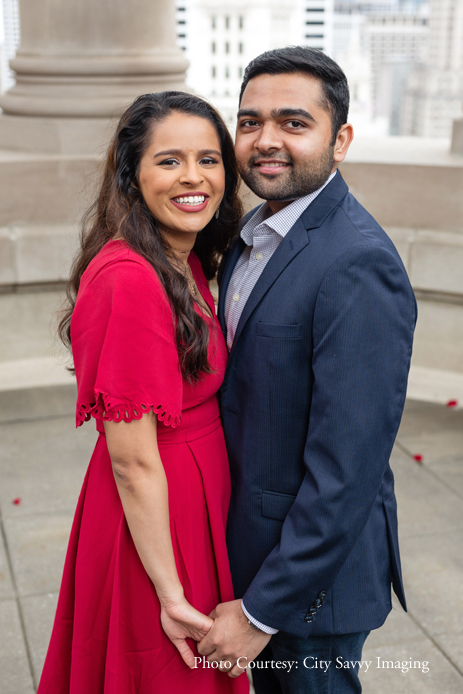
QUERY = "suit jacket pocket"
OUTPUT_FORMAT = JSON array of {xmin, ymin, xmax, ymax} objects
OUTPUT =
[
  {"xmin": 262, "ymin": 490, "xmax": 297, "ymax": 521},
  {"xmin": 256, "ymin": 322, "xmax": 302, "ymax": 339}
]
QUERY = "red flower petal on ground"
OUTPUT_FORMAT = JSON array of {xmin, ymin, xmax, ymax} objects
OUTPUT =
[
  {"xmin": 446, "ymin": 400, "xmax": 458, "ymax": 408},
  {"xmin": 413, "ymin": 454, "xmax": 423, "ymax": 463},
  {"xmin": 12, "ymin": 497, "xmax": 21, "ymax": 505}
]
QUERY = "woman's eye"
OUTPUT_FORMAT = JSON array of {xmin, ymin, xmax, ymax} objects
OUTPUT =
[
  {"xmin": 159, "ymin": 158, "xmax": 180, "ymax": 166},
  {"xmin": 200, "ymin": 157, "xmax": 218, "ymax": 165}
]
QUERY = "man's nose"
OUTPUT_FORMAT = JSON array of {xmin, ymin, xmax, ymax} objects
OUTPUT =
[{"xmin": 254, "ymin": 123, "xmax": 284, "ymax": 152}]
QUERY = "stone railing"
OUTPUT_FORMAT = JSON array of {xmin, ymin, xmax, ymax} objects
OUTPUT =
[
  {"xmin": 1, "ymin": 136, "xmax": 463, "ymax": 412},
  {"xmin": 340, "ymin": 136, "xmax": 463, "ymax": 405}
]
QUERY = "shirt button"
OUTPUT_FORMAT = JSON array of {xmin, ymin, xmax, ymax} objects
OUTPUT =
[
  {"xmin": 233, "ymin": 293, "xmax": 240, "ymax": 302},
  {"xmin": 255, "ymin": 252, "xmax": 263, "ymax": 260}
]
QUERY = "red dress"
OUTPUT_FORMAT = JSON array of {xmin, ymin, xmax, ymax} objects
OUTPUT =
[{"xmin": 38, "ymin": 240, "xmax": 249, "ymax": 694}]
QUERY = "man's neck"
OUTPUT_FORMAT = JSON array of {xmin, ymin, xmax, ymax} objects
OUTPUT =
[
  {"xmin": 266, "ymin": 199, "xmax": 295, "ymax": 215},
  {"xmin": 265, "ymin": 168, "xmax": 337, "ymax": 216}
]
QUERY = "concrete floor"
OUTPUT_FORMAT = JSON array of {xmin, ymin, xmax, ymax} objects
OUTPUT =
[{"xmin": 0, "ymin": 394, "xmax": 462, "ymax": 693}]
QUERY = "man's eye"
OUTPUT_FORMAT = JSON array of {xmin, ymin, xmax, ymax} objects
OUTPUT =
[
  {"xmin": 241, "ymin": 120, "xmax": 259, "ymax": 128},
  {"xmin": 287, "ymin": 121, "xmax": 304, "ymax": 129}
]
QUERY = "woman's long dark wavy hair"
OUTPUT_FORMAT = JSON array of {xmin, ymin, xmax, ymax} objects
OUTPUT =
[{"xmin": 59, "ymin": 92, "xmax": 242, "ymax": 382}]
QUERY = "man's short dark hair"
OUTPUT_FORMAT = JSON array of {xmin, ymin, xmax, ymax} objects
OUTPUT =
[{"xmin": 239, "ymin": 46, "xmax": 349, "ymax": 143}]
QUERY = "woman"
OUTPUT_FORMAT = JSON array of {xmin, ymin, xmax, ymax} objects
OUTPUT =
[{"xmin": 37, "ymin": 92, "xmax": 248, "ymax": 693}]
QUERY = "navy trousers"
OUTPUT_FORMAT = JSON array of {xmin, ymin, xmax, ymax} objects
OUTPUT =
[{"xmin": 251, "ymin": 631, "xmax": 370, "ymax": 694}]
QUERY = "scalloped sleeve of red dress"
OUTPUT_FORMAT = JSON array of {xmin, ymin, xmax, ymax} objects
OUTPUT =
[{"xmin": 71, "ymin": 245, "xmax": 182, "ymax": 429}]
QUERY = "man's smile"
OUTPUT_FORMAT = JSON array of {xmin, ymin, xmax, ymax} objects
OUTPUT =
[{"xmin": 253, "ymin": 159, "xmax": 292, "ymax": 175}]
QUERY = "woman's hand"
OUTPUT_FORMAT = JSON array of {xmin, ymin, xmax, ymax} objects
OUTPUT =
[{"xmin": 160, "ymin": 597, "xmax": 214, "ymax": 668}]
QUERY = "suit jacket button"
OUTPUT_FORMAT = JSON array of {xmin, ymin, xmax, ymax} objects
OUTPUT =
[
  {"xmin": 319, "ymin": 591, "xmax": 327, "ymax": 599},
  {"xmin": 309, "ymin": 607, "xmax": 317, "ymax": 615},
  {"xmin": 304, "ymin": 614, "xmax": 314, "ymax": 623},
  {"xmin": 313, "ymin": 598, "xmax": 322, "ymax": 609}
]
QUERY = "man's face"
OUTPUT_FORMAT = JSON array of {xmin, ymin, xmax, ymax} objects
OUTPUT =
[{"xmin": 235, "ymin": 72, "xmax": 343, "ymax": 210}]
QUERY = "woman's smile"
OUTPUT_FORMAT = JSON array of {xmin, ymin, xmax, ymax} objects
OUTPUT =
[{"xmin": 170, "ymin": 192, "xmax": 210, "ymax": 212}]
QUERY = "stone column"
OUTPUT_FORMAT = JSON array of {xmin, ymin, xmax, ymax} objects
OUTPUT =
[
  {"xmin": 0, "ymin": 0, "xmax": 188, "ymax": 153},
  {"xmin": 0, "ymin": 0, "xmax": 188, "ymax": 402}
]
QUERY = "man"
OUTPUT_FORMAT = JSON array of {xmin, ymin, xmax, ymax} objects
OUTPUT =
[{"xmin": 198, "ymin": 46, "xmax": 416, "ymax": 694}]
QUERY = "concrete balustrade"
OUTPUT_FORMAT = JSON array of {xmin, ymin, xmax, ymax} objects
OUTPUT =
[
  {"xmin": 1, "ymin": 137, "xmax": 463, "ymax": 406},
  {"xmin": 340, "ymin": 137, "xmax": 463, "ymax": 405}
]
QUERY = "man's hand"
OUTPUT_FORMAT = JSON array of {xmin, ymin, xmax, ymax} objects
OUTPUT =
[{"xmin": 197, "ymin": 599, "xmax": 272, "ymax": 678}]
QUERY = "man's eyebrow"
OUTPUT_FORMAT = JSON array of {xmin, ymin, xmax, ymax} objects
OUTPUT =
[
  {"xmin": 237, "ymin": 109, "xmax": 261, "ymax": 120},
  {"xmin": 271, "ymin": 108, "xmax": 316, "ymax": 122},
  {"xmin": 236, "ymin": 108, "xmax": 316, "ymax": 123}
]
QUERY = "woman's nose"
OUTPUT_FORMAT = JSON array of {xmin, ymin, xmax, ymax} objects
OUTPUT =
[{"xmin": 179, "ymin": 160, "xmax": 204, "ymax": 185}]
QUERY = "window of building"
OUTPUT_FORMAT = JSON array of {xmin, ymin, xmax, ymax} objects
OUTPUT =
[
  {"xmin": 306, "ymin": 21, "xmax": 324, "ymax": 25},
  {"xmin": 225, "ymin": 16, "xmax": 230, "ymax": 29},
  {"xmin": 177, "ymin": 33, "xmax": 186, "ymax": 38},
  {"xmin": 238, "ymin": 66, "xmax": 243, "ymax": 78},
  {"xmin": 239, "ymin": 42, "xmax": 244, "ymax": 54},
  {"xmin": 239, "ymin": 15, "xmax": 244, "ymax": 29},
  {"xmin": 225, "ymin": 66, "xmax": 230, "ymax": 79},
  {"xmin": 178, "ymin": 20, "xmax": 186, "ymax": 25},
  {"xmin": 211, "ymin": 42, "xmax": 216, "ymax": 54},
  {"xmin": 211, "ymin": 15, "xmax": 216, "ymax": 29},
  {"xmin": 305, "ymin": 34, "xmax": 324, "ymax": 39},
  {"xmin": 225, "ymin": 41, "xmax": 230, "ymax": 54},
  {"xmin": 212, "ymin": 66, "xmax": 216, "ymax": 78}
]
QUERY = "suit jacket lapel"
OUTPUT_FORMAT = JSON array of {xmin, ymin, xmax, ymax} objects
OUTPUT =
[
  {"xmin": 224, "ymin": 171, "xmax": 349, "ymax": 355},
  {"xmin": 229, "ymin": 217, "xmax": 309, "ymax": 357},
  {"xmin": 298, "ymin": 169, "xmax": 348, "ymax": 231}
]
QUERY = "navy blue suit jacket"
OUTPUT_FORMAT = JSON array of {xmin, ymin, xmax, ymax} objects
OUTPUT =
[{"xmin": 218, "ymin": 171, "xmax": 417, "ymax": 638}]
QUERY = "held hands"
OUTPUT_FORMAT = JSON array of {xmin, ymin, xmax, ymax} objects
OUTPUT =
[
  {"xmin": 160, "ymin": 597, "xmax": 213, "ymax": 668},
  {"xmin": 198, "ymin": 599, "xmax": 272, "ymax": 678}
]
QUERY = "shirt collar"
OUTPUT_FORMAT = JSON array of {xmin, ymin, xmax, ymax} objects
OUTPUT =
[{"xmin": 241, "ymin": 170, "xmax": 337, "ymax": 247}]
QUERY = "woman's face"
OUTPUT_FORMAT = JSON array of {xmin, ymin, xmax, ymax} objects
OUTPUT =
[{"xmin": 138, "ymin": 112, "xmax": 225, "ymax": 243}]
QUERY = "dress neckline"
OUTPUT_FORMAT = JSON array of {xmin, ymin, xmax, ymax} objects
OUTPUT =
[{"xmin": 104, "ymin": 240, "xmax": 215, "ymax": 319}]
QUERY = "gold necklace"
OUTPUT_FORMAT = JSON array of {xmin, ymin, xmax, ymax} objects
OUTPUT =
[
  {"xmin": 184, "ymin": 264, "xmax": 199, "ymax": 297},
  {"xmin": 184, "ymin": 264, "xmax": 213, "ymax": 318}
]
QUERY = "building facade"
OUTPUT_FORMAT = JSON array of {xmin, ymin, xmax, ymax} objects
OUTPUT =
[
  {"xmin": 403, "ymin": 0, "xmax": 463, "ymax": 137},
  {"xmin": 176, "ymin": 0, "xmax": 333, "ymax": 125},
  {"xmin": 332, "ymin": 0, "xmax": 429, "ymax": 134}
]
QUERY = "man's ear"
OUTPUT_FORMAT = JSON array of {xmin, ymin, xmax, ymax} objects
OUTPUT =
[{"xmin": 333, "ymin": 123, "xmax": 354, "ymax": 165}]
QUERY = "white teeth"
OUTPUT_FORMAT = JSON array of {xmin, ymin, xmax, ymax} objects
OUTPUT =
[{"xmin": 173, "ymin": 195, "xmax": 206, "ymax": 205}]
